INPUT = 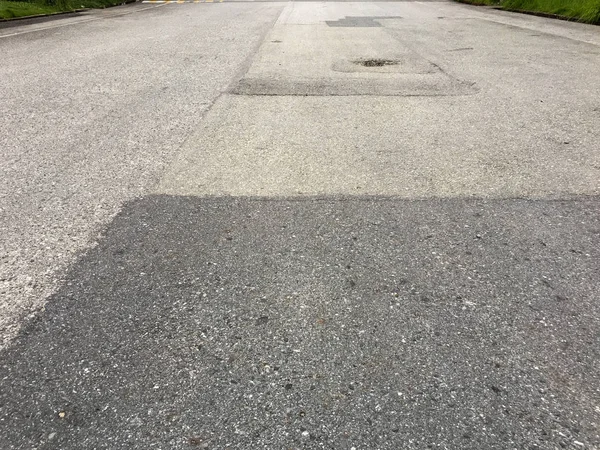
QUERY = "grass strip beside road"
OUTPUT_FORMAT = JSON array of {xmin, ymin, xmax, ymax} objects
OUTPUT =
[
  {"xmin": 0, "ymin": 1, "xmax": 60, "ymax": 18},
  {"xmin": 504, "ymin": 0, "xmax": 600, "ymax": 23},
  {"xmin": 0, "ymin": 0, "xmax": 126, "ymax": 19},
  {"xmin": 456, "ymin": 0, "xmax": 600, "ymax": 24}
]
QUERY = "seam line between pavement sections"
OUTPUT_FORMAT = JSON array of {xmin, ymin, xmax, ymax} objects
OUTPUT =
[{"xmin": 149, "ymin": 2, "xmax": 287, "ymax": 193}]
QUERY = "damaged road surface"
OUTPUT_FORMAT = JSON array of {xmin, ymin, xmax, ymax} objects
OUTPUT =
[{"xmin": 1, "ymin": 0, "xmax": 599, "ymax": 449}]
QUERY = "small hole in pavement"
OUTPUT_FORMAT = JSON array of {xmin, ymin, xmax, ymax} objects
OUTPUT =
[{"xmin": 354, "ymin": 59, "xmax": 399, "ymax": 67}]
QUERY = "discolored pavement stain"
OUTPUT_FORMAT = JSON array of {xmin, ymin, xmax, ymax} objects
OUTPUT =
[
  {"xmin": 325, "ymin": 16, "xmax": 402, "ymax": 28},
  {"xmin": 0, "ymin": 195, "xmax": 599, "ymax": 449}
]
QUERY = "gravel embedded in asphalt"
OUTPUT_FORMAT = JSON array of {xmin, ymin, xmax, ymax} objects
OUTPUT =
[{"xmin": 0, "ymin": 195, "xmax": 598, "ymax": 449}]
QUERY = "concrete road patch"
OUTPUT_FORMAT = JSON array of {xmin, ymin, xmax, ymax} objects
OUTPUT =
[
  {"xmin": 165, "ymin": 2, "xmax": 599, "ymax": 198},
  {"xmin": 157, "ymin": 94, "xmax": 599, "ymax": 198},
  {"xmin": 232, "ymin": 24, "xmax": 477, "ymax": 96}
]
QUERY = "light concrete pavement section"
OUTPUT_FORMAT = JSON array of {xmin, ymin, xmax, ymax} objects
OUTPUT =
[
  {"xmin": 159, "ymin": 1, "xmax": 600, "ymax": 198},
  {"xmin": 157, "ymin": 94, "xmax": 599, "ymax": 198},
  {"xmin": 1, "ymin": 0, "xmax": 600, "ymax": 448}
]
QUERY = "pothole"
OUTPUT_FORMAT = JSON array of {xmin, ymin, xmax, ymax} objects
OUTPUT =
[{"xmin": 353, "ymin": 59, "xmax": 400, "ymax": 67}]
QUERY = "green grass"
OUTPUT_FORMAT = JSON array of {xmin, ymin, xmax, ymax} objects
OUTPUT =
[
  {"xmin": 502, "ymin": 0, "xmax": 600, "ymax": 23},
  {"xmin": 0, "ymin": 0, "xmax": 126, "ymax": 19},
  {"xmin": 0, "ymin": 1, "xmax": 60, "ymax": 18},
  {"xmin": 455, "ymin": 0, "xmax": 600, "ymax": 24}
]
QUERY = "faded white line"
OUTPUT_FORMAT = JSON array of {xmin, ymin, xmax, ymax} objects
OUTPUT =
[{"xmin": 0, "ymin": 4, "xmax": 166, "ymax": 39}]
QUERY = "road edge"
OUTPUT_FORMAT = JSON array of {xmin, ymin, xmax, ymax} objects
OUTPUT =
[{"xmin": 0, "ymin": 0, "xmax": 137, "ymax": 23}]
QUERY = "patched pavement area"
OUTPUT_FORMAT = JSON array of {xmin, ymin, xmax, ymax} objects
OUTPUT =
[{"xmin": 1, "ymin": 196, "xmax": 599, "ymax": 448}]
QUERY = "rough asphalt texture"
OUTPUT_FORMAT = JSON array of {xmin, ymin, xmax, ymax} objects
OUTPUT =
[
  {"xmin": 1, "ymin": 0, "xmax": 600, "ymax": 448},
  {"xmin": 1, "ymin": 196, "xmax": 599, "ymax": 449}
]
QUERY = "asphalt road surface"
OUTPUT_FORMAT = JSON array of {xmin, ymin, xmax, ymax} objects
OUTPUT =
[{"xmin": 0, "ymin": 1, "xmax": 599, "ymax": 449}]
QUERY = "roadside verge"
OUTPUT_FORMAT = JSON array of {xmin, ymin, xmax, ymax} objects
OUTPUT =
[
  {"xmin": 0, "ymin": 0, "xmax": 135, "ymax": 21},
  {"xmin": 454, "ymin": 0, "xmax": 600, "ymax": 25}
]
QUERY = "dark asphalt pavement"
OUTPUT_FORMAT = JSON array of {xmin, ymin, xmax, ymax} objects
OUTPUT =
[{"xmin": 1, "ymin": 195, "xmax": 598, "ymax": 449}]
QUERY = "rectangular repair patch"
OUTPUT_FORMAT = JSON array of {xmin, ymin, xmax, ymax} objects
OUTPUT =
[{"xmin": 231, "ymin": 24, "xmax": 476, "ymax": 96}]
